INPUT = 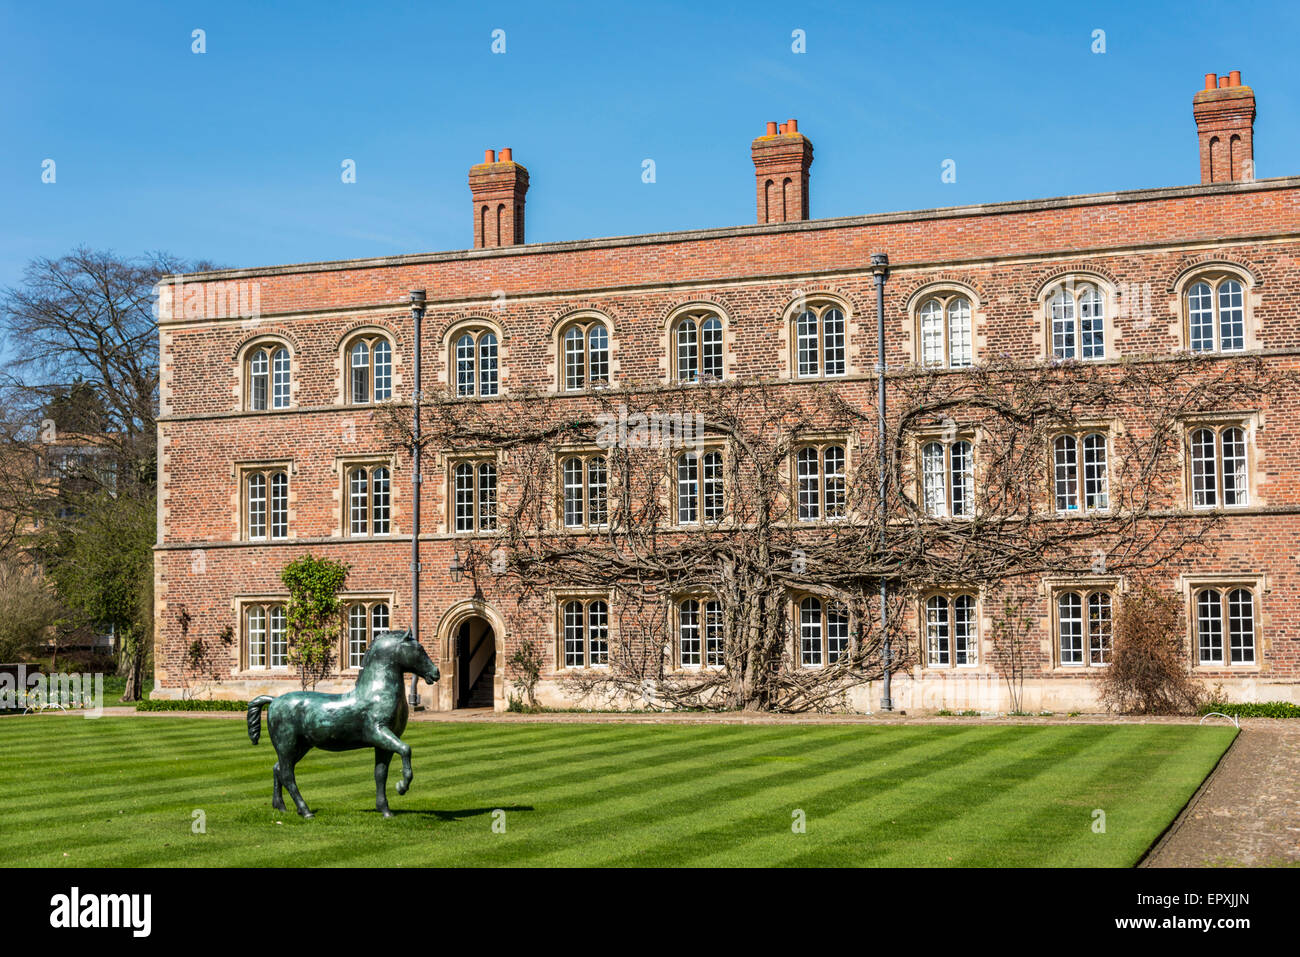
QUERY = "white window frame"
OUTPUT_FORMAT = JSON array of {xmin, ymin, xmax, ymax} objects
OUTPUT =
[
  {"xmin": 1194, "ymin": 587, "xmax": 1257, "ymax": 666},
  {"xmin": 1186, "ymin": 275, "xmax": 1247, "ymax": 354},
  {"xmin": 347, "ymin": 334, "xmax": 394, "ymax": 404},
  {"xmin": 1047, "ymin": 282, "xmax": 1107, "ymax": 361},
  {"xmin": 558, "ymin": 451, "xmax": 609, "ymax": 529},
  {"xmin": 924, "ymin": 593, "xmax": 979, "ymax": 668},
  {"xmin": 345, "ymin": 463, "xmax": 392, "ymax": 537},
  {"xmin": 1052, "ymin": 431, "xmax": 1110, "ymax": 514},
  {"xmin": 1188, "ymin": 423, "xmax": 1250, "ymax": 510},
  {"xmin": 243, "ymin": 602, "xmax": 288, "ymax": 671},
  {"xmin": 559, "ymin": 319, "xmax": 611, "ymax": 392},
  {"xmin": 242, "ymin": 465, "xmax": 290, "ymax": 541},
  {"xmin": 796, "ymin": 595, "xmax": 850, "ymax": 668},
  {"xmin": 792, "ymin": 302, "xmax": 848, "ymax": 379},
  {"xmin": 677, "ymin": 596, "xmax": 724, "ymax": 669},
  {"xmin": 1054, "ymin": 589, "xmax": 1113, "ymax": 668},
  {"xmin": 919, "ymin": 438, "xmax": 974, "ymax": 519},
  {"xmin": 795, "ymin": 442, "xmax": 847, "ymax": 523},
  {"xmin": 559, "ymin": 597, "xmax": 610, "ymax": 668},
  {"xmin": 246, "ymin": 344, "xmax": 292, "ymax": 411},
  {"xmin": 452, "ymin": 327, "xmax": 500, "ymax": 398},
  {"xmin": 450, "ymin": 458, "xmax": 498, "ymax": 533},
  {"xmin": 345, "ymin": 599, "xmax": 391, "ymax": 670},
  {"xmin": 672, "ymin": 312, "xmax": 725, "ymax": 383},
  {"xmin": 917, "ymin": 294, "xmax": 974, "ymax": 369}
]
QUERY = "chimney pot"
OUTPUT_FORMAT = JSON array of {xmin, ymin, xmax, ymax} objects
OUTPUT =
[
  {"xmin": 469, "ymin": 150, "xmax": 529, "ymax": 247},
  {"xmin": 1193, "ymin": 71, "xmax": 1256, "ymax": 184},
  {"xmin": 752, "ymin": 119, "xmax": 813, "ymax": 224}
]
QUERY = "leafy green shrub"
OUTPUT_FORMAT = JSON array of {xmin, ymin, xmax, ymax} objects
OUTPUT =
[
  {"xmin": 136, "ymin": 698, "xmax": 248, "ymax": 712},
  {"xmin": 1198, "ymin": 700, "xmax": 1300, "ymax": 719},
  {"xmin": 281, "ymin": 555, "xmax": 349, "ymax": 690}
]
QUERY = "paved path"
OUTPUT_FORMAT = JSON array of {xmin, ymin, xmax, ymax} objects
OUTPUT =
[{"xmin": 1143, "ymin": 720, "xmax": 1300, "ymax": 868}]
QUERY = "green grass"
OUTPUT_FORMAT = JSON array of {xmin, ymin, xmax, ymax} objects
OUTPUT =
[
  {"xmin": 0, "ymin": 718, "xmax": 1234, "ymax": 867},
  {"xmin": 100, "ymin": 675, "xmax": 153, "ymax": 707}
]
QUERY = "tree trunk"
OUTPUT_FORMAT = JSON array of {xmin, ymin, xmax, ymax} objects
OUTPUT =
[{"xmin": 120, "ymin": 627, "xmax": 145, "ymax": 702}]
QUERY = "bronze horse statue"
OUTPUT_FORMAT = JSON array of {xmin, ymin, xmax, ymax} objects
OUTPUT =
[{"xmin": 247, "ymin": 629, "xmax": 439, "ymax": 818}]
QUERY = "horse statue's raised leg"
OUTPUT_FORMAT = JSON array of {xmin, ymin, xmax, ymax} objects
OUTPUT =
[{"xmin": 370, "ymin": 726, "xmax": 413, "ymax": 796}]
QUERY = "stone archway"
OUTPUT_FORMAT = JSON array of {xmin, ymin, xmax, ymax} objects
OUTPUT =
[{"xmin": 434, "ymin": 600, "xmax": 506, "ymax": 712}]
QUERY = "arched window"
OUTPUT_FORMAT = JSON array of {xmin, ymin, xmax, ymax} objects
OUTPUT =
[
  {"xmin": 246, "ymin": 344, "xmax": 291, "ymax": 410},
  {"xmin": 1048, "ymin": 283, "xmax": 1106, "ymax": 361},
  {"xmin": 672, "ymin": 311, "xmax": 724, "ymax": 383},
  {"xmin": 675, "ymin": 450, "xmax": 724, "ymax": 525},
  {"xmin": 1055, "ymin": 590, "xmax": 1112, "ymax": 667},
  {"xmin": 925, "ymin": 593, "xmax": 978, "ymax": 667},
  {"xmin": 560, "ymin": 318, "xmax": 611, "ymax": 391},
  {"xmin": 678, "ymin": 597, "xmax": 724, "ymax": 668},
  {"xmin": 347, "ymin": 464, "xmax": 391, "ymax": 537},
  {"xmin": 795, "ymin": 443, "xmax": 847, "ymax": 522},
  {"xmin": 560, "ymin": 453, "xmax": 608, "ymax": 528},
  {"xmin": 1052, "ymin": 432, "xmax": 1109, "ymax": 513},
  {"xmin": 245, "ymin": 468, "xmax": 289, "ymax": 541},
  {"xmin": 917, "ymin": 294, "xmax": 973, "ymax": 368},
  {"xmin": 245, "ymin": 603, "xmax": 287, "ymax": 670},
  {"xmin": 347, "ymin": 334, "xmax": 394, "ymax": 404},
  {"xmin": 793, "ymin": 303, "xmax": 847, "ymax": 378},
  {"xmin": 1195, "ymin": 587, "xmax": 1256, "ymax": 665},
  {"xmin": 797, "ymin": 596, "xmax": 850, "ymax": 667},
  {"xmin": 1186, "ymin": 274, "xmax": 1246, "ymax": 352},
  {"xmin": 1189, "ymin": 425, "xmax": 1249, "ymax": 509},
  {"xmin": 452, "ymin": 460, "xmax": 497, "ymax": 533},
  {"xmin": 561, "ymin": 597, "xmax": 609, "ymax": 668},
  {"xmin": 345, "ymin": 600, "xmax": 391, "ymax": 669},
  {"xmin": 452, "ymin": 327, "xmax": 499, "ymax": 397},
  {"xmin": 921, "ymin": 439, "xmax": 974, "ymax": 518}
]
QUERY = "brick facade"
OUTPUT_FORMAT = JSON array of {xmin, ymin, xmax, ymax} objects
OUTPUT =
[{"xmin": 154, "ymin": 75, "xmax": 1300, "ymax": 712}]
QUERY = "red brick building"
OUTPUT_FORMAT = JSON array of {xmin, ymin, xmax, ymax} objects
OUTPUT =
[{"xmin": 153, "ymin": 72, "xmax": 1299, "ymax": 711}]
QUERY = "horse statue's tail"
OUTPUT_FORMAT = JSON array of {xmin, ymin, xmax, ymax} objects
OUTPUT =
[{"xmin": 247, "ymin": 695, "xmax": 274, "ymax": 744}]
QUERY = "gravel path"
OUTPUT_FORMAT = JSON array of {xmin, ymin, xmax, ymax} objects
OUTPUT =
[{"xmin": 1143, "ymin": 720, "xmax": 1300, "ymax": 868}]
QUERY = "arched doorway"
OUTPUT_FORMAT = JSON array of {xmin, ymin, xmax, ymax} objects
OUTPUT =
[
  {"xmin": 436, "ymin": 600, "xmax": 506, "ymax": 712},
  {"xmin": 453, "ymin": 615, "xmax": 496, "ymax": 709}
]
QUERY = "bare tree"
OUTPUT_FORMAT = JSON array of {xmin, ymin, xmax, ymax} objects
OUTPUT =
[{"xmin": 0, "ymin": 248, "xmax": 215, "ymax": 699}]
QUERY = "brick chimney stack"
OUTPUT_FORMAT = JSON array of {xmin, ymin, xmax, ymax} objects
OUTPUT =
[
  {"xmin": 751, "ymin": 118, "xmax": 813, "ymax": 224},
  {"xmin": 1193, "ymin": 71, "xmax": 1256, "ymax": 184},
  {"xmin": 469, "ymin": 148, "xmax": 529, "ymax": 248}
]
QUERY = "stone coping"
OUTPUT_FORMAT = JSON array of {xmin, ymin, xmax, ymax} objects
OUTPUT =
[{"xmin": 167, "ymin": 177, "xmax": 1300, "ymax": 283}]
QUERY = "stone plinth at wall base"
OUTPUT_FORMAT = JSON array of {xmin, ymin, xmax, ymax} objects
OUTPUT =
[
  {"xmin": 885, "ymin": 674, "xmax": 1300, "ymax": 714},
  {"xmin": 149, "ymin": 678, "xmax": 358, "ymax": 701},
  {"xmin": 150, "ymin": 675, "xmax": 1300, "ymax": 713}
]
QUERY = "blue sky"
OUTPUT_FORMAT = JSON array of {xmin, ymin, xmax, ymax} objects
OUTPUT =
[{"xmin": 1, "ymin": 0, "xmax": 1296, "ymax": 285}]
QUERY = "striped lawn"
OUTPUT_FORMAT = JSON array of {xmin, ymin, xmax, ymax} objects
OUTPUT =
[{"xmin": 0, "ymin": 718, "xmax": 1233, "ymax": 867}]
